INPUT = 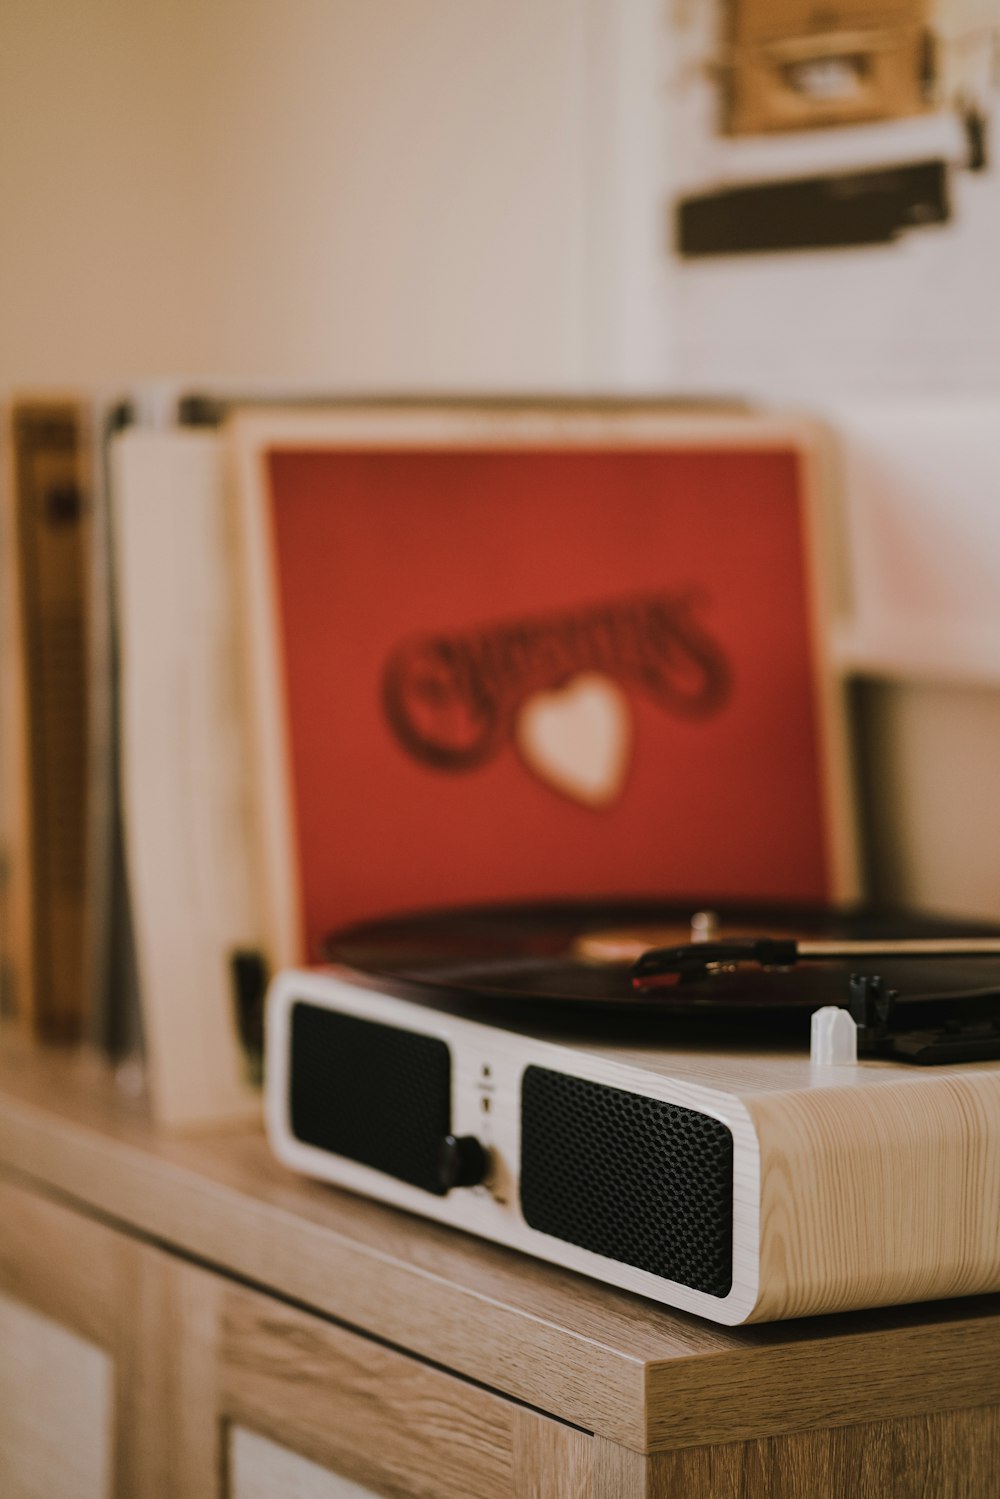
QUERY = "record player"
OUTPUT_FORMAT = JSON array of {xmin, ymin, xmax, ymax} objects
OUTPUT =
[{"xmin": 265, "ymin": 901, "xmax": 1000, "ymax": 1327}]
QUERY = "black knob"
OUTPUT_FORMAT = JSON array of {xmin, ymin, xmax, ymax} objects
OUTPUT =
[{"xmin": 438, "ymin": 1134, "xmax": 489, "ymax": 1192}]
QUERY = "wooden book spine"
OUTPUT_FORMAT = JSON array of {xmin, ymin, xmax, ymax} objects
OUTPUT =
[{"xmin": 8, "ymin": 400, "xmax": 91, "ymax": 1041}]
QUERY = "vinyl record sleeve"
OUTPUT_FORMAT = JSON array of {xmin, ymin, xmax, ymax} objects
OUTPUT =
[{"xmin": 228, "ymin": 401, "xmax": 858, "ymax": 967}]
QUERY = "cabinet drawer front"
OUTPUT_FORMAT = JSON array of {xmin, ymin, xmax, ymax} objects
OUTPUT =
[
  {"xmin": 0, "ymin": 1177, "xmax": 128, "ymax": 1499},
  {"xmin": 219, "ymin": 1284, "xmax": 592, "ymax": 1499}
]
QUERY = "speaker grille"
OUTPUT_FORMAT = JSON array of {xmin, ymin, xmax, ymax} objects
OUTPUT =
[
  {"xmin": 289, "ymin": 1002, "xmax": 451, "ymax": 1195},
  {"xmin": 520, "ymin": 1067, "xmax": 733, "ymax": 1296}
]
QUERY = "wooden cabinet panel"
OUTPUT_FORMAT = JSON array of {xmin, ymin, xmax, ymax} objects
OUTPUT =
[
  {"xmin": 649, "ymin": 1408, "xmax": 1000, "ymax": 1499},
  {"xmin": 0, "ymin": 1169, "xmax": 120, "ymax": 1346},
  {"xmin": 231, "ymin": 1423, "xmax": 598, "ymax": 1499},
  {"xmin": 218, "ymin": 1281, "xmax": 593, "ymax": 1499},
  {"xmin": 0, "ymin": 1173, "xmax": 220, "ymax": 1499},
  {"xmin": 0, "ymin": 1177, "xmax": 127, "ymax": 1497},
  {"xmin": 6, "ymin": 1043, "xmax": 1000, "ymax": 1499},
  {"xmin": 0, "ymin": 1291, "xmax": 114, "ymax": 1499},
  {"xmin": 0, "ymin": 1167, "xmax": 601, "ymax": 1499}
]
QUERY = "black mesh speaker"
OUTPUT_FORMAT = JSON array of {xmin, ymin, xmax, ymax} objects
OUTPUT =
[
  {"xmin": 289, "ymin": 1002, "xmax": 452, "ymax": 1195},
  {"xmin": 520, "ymin": 1067, "xmax": 734, "ymax": 1296}
]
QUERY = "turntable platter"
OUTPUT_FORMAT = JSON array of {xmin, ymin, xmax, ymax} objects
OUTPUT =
[{"xmin": 324, "ymin": 899, "xmax": 1000, "ymax": 1025}]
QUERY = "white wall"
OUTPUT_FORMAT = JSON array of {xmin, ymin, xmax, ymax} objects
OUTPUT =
[
  {"xmin": 177, "ymin": 0, "xmax": 591, "ymax": 389},
  {"xmin": 0, "ymin": 0, "xmax": 672, "ymax": 394},
  {"xmin": 862, "ymin": 681, "xmax": 1000, "ymax": 920},
  {"xmin": 0, "ymin": 1, "xmax": 205, "ymax": 387},
  {"xmin": 662, "ymin": 5, "xmax": 1000, "ymax": 398}
]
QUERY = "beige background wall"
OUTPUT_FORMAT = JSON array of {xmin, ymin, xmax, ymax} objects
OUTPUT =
[{"xmin": 0, "ymin": 0, "xmax": 671, "ymax": 392}]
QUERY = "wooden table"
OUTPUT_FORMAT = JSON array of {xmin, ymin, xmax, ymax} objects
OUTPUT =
[{"xmin": 0, "ymin": 1038, "xmax": 998, "ymax": 1498}]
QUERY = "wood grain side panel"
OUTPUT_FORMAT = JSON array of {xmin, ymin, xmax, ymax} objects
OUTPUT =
[
  {"xmin": 750, "ymin": 1071, "xmax": 1000, "ymax": 1321},
  {"xmin": 649, "ymin": 1406, "xmax": 1000, "ymax": 1499},
  {"xmin": 219, "ymin": 1283, "xmax": 516, "ymax": 1499}
]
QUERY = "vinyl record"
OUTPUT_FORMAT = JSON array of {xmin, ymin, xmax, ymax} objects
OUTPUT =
[{"xmin": 323, "ymin": 899, "xmax": 1000, "ymax": 1026}]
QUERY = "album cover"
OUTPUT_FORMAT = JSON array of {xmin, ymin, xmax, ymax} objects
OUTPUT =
[
  {"xmin": 228, "ymin": 401, "xmax": 858, "ymax": 968},
  {"xmin": 109, "ymin": 424, "xmax": 265, "ymax": 1129}
]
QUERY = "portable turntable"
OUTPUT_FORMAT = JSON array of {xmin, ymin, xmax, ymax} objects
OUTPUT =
[{"xmin": 265, "ymin": 901, "xmax": 1000, "ymax": 1326}]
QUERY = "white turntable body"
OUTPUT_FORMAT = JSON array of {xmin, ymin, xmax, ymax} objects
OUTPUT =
[{"xmin": 267, "ymin": 966, "xmax": 1000, "ymax": 1326}]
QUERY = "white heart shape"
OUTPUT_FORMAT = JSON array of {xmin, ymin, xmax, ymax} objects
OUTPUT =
[{"xmin": 514, "ymin": 673, "xmax": 632, "ymax": 808}]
